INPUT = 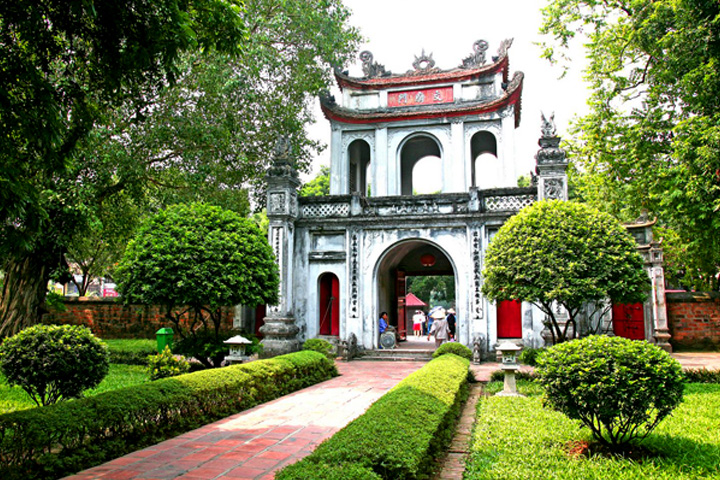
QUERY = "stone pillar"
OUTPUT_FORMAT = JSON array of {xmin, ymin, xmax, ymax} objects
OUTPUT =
[
  {"xmin": 535, "ymin": 112, "xmax": 568, "ymax": 201},
  {"xmin": 260, "ymin": 138, "xmax": 302, "ymax": 357}
]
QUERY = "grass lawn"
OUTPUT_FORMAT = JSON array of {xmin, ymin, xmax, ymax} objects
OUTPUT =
[
  {"xmin": 0, "ymin": 364, "xmax": 149, "ymax": 415},
  {"xmin": 466, "ymin": 381, "xmax": 720, "ymax": 480},
  {"xmin": 104, "ymin": 338, "xmax": 156, "ymax": 354}
]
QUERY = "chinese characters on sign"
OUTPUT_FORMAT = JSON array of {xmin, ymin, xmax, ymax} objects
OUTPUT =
[{"xmin": 388, "ymin": 86, "xmax": 453, "ymax": 108}]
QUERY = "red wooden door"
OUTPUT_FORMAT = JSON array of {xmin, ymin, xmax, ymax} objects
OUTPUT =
[
  {"xmin": 319, "ymin": 273, "xmax": 340, "ymax": 336},
  {"xmin": 396, "ymin": 270, "xmax": 407, "ymax": 340},
  {"xmin": 497, "ymin": 300, "xmax": 522, "ymax": 338},
  {"xmin": 612, "ymin": 303, "xmax": 645, "ymax": 340}
]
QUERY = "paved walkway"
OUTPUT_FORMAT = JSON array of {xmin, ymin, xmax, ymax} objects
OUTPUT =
[
  {"xmin": 65, "ymin": 362, "xmax": 423, "ymax": 480},
  {"xmin": 66, "ymin": 352, "xmax": 720, "ymax": 480}
]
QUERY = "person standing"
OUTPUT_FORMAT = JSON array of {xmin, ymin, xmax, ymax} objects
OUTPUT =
[
  {"xmin": 446, "ymin": 308, "xmax": 456, "ymax": 341},
  {"xmin": 427, "ymin": 307, "xmax": 450, "ymax": 348},
  {"xmin": 412, "ymin": 310, "xmax": 424, "ymax": 337}
]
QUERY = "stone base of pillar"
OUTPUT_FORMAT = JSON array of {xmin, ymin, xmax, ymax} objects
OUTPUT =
[
  {"xmin": 654, "ymin": 330, "xmax": 673, "ymax": 353},
  {"xmin": 259, "ymin": 316, "xmax": 300, "ymax": 357}
]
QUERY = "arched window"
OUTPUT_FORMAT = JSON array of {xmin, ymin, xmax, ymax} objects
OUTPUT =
[
  {"xmin": 470, "ymin": 131, "xmax": 500, "ymax": 189},
  {"xmin": 400, "ymin": 135, "xmax": 442, "ymax": 195},
  {"xmin": 318, "ymin": 273, "xmax": 340, "ymax": 336},
  {"xmin": 348, "ymin": 139, "xmax": 371, "ymax": 196}
]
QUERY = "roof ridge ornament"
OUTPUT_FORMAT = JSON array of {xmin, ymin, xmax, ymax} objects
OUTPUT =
[
  {"xmin": 494, "ymin": 38, "xmax": 514, "ymax": 61},
  {"xmin": 410, "ymin": 49, "xmax": 438, "ymax": 75},
  {"xmin": 461, "ymin": 39, "xmax": 489, "ymax": 68},
  {"xmin": 359, "ymin": 50, "xmax": 390, "ymax": 78}
]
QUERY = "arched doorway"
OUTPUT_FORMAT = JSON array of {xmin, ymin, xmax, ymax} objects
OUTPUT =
[
  {"xmin": 375, "ymin": 240, "xmax": 456, "ymax": 347},
  {"xmin": 318, "ymin": 273, "xmax": 340, "ymax": 336},
  {"xmin": 400, "ymin": 135, "xmax": 442, "ymax": 195}
]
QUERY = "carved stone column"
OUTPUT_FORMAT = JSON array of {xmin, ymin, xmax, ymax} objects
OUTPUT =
[
  {"xmin": 260, "ymin": 138, "xmax": 302, "ymax": 357},
  {"xmin": 535, "ymin": 112, "xmax": 568, "ymax": 201}
]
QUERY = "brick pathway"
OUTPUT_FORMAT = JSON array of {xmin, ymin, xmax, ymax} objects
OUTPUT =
[{"xmin": 64, "ymin": 361, "xmax": 423, "ymax": 480}]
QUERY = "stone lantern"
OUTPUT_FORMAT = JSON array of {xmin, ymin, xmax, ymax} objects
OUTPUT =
[
  {"xmin": 224, "ymin": 335, "xmax": 253, "ymax": 364},
  {"xmin": 496, "ymin": 341, "xmax": 524, "ymax": 397}
]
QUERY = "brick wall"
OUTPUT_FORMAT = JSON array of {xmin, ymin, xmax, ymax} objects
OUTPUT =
[
  {"xmin": 43, "ymin": 297, "xmax": 235, "ymax": 339},
  {"xmin": 666, "ymin": 292, "xmax": 720, "ymax": 349}
]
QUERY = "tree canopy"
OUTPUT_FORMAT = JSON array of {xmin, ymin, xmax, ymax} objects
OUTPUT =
[
  {"xmin": 540, "ymin": 0, "xmax": 720, "ymax": 290},
  {"xmin": 0, "ymin": 0, "xmax": 360, "ymax": 337},
  {"xmin": 481, "ymin": 200, "xmax": 648, "ymax": 343},
  {"xmin": 300, "ymin": 166, "xmax": 331, "ymax": 197}
]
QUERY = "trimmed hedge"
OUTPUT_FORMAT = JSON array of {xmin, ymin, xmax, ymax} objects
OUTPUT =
[
  {"xmin": 276, "ymin": 354, "xmax": 469, "ymax": 480},
  {"xmin": 432, "ymin": 342, "xmax": 472, "ymax": 360},
  {"xmin": 683, "ymin": 368, "xmax": 720, "ymax": 383},
  {"xmin": 0, "ymin": 351, "xmax": 337, "ymax": 480}
]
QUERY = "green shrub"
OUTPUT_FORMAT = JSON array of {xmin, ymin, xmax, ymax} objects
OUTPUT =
[
  {"xmin": 302, "ymin": 338, "xmax": 335, "ymax": 359},
  {"xmin": 432, "ymin": 342, "xmax": 472, "ymax": 360},
  {"xmin": 277, "ymin": 354, "xmax": 469, "ymax": 479},
  {"xmin": 519, "ymin": 347, "xmax": 544, "ymax": 366},
  {"xmin": 535, "ymin": 335, "xmax": 684, "ymax": 449},
  {"xmin": 276, "ymin": 462, "xmax": 382, "ymax": 480},
  {"xmin": 684, "ymin": 368, "xmax": 720, "ymax": 384},
  {"xmin": 147, "ymin": 346, "xmax": 190, "ymax": 380},
  {"xmin": 0, "ymin": 351, "xmax": 337, "ymax": 480},
  {"xmin": 489, "ymin": 369, "xmax": 536, "ymax": 383},
  {"xmin": 0, "ymin": 325, "xmax": 109, "ymax": 406}
]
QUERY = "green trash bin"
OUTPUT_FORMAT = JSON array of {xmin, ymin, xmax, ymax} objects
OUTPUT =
[{"xmin": 156, "ymin": 327, "xmax": 174, "ymax": 353}]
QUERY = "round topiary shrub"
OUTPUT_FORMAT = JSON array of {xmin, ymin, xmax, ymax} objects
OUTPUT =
[
  {"xmin": 0, "ymin": 324, "xmax": 110, "ymax": 406},
  {"xmin": 432, "ymin": 342, "xmax": 472, "ymax": 360},
  {"xmin": 302, "ymin": 338, "xmax": 335, "ymax": 359},
  {"xmin": 535, "ymin": 335, "xmax": 684, "ymax": 449}
]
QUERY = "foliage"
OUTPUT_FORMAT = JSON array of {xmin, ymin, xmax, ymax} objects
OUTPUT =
[
  {"xmin": 300, "ymin": 166, "xmax": 331, "ymax": 197},
  {"xmin": 482, "ymin": 200, "xmax": 648, "ymax": 343},
  {"xmin": 0, "ymin": 0, "xmax": 247, "ymax": 338},
  {"xmin": 115, "ymin": 203, "xmax": 278, "ymax": 367},
  {"xmin": 519, "ymin": 347, "xmax": 545, "ymax": 367},
  {"xmin": 104, "ymin": 339, "xmax": 157, "ymax": 365},
  {"xmin": 683, "ymin": 368, "xmax": 720, "ymax": 384},
  {"xmin": 276, "ymin": 462, "xmax": 382, "ymax": 480},
  {"xmin": 146, "ymin": 346, "xmax": 190, "ymax": 381},
  {"xmin": 535, "ymin": 336, "xmax": 684, "ymax": 448},
  {"xmin": 1, "ymin": 364, "xmax": 149, "ymax": 415},
  {"xmin": 0, "ymin": 325, "xmax": 109, "ymax": 406},
  {"xmin": 466, "ymin": 383, "xmax": 720, "ymax": 479},
  {"xmin": 302, "ymin": 338, "xmax": 336, "ymax": 359},
  {"xmin": 0, "ymin": 0, "xmax": 360, "ymax": 339},
  {"xmin": 489, "ymin": 369, "xmax": 537, "ymax": 383},
  {"xmin": 277, "ymin": 354, "xmax": 469, "ymax": 480},
  {"xmin": 0, "ymin": 351, "xmax": 336, "ymax": 480},
  {"xmin": 432, "ymin": 342, "xmax": 473, "ymax": 361},
  {"xmin": 407, "ymin": 275, "xmax": 455, "ymax": 308},
  {"xmin": 540, "ymin": 0, "xmax": 720, "ymax": 291}
]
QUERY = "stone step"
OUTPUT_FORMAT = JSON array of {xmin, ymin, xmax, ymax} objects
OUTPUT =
[{"xmin": 357, "ymin": 348, "xmax": 434, "ymax": 362}]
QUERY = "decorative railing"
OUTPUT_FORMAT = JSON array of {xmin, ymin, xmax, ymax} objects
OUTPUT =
[{"xmin": 298, "ymin": 188, "xmax": 536, "ymax": 219}]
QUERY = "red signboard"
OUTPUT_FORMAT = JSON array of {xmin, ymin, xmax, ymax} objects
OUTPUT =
[{"xmin": 388, "ymin": 86, "xmax": 453, "ymax": 108}]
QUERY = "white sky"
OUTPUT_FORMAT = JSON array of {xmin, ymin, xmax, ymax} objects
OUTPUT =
[{"xmin": 306, "ymin": 0, "xmax": 591, "ymax": 181}]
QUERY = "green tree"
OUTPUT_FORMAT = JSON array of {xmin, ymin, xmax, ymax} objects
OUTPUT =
[
  {"xmin": 407, "ymin": 275, "xmax": 455, "ymax": 307},
  {"xmin": 115, "ymin": 203, "xmax": 279, "ymax": 368},
  {"xmin": 0, "ymin": 0, "xmax": 246, "ymax": 337},
  {"xmin": 481, "ymin": 200, "xmax": 648, "ymax": 343},
  {"xmin": 300, "ymin": 166, "xmax": 331, "ymax": 197},
  {"xmin": 0, "ymin": 0, "xmax": 360, "ymax": 337},
  {"xmin": 540, "ymin": 0, "xmax": 720, "ymax": 290}
]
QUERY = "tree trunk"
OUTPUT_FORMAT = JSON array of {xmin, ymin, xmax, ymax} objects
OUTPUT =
[{"xmin": 0, "ymin": 254, "xmax": 51, "ymax": 338}]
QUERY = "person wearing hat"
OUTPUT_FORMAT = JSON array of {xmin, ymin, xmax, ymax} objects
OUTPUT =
[
  {"xmin": 446, "ymin": 308, "xmax": 456, "ymax": 341},
  {"xmin": 427, "ymin": 307, "xmax": 450, "ymax": 347}
]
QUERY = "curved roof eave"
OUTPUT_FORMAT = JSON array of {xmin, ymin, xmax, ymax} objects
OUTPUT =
[
  {"xmin": 334, "ymin": 55, "xmax": 510, "ymax": 91},
  {"xmin": 320, "ymin": 72, "xmax": 524, "ymax": 128}
]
